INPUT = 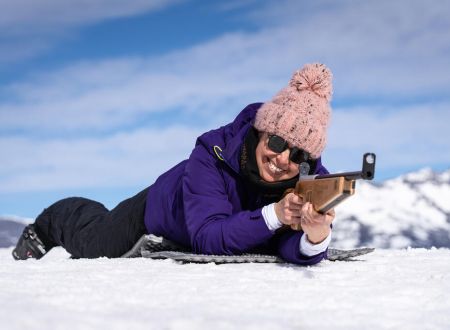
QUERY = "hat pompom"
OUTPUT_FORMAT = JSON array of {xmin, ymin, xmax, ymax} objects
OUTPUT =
[{"xmin": 289, "ymin": 63, "xmax": 333, "ymax": 101}]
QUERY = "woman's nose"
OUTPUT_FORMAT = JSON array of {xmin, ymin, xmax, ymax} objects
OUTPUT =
[{"xmin": 276, "ymin": 149, "xmax": 290, "ymax": 166}]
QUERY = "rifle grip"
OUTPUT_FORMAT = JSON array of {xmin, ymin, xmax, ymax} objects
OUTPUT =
[
  {"xmin": 281, "ymin": 188, "xmax": 304, "ymax": 231},
  {"xmin": 281, "ymin": 188, "xmax": 303, "ymax": 231}
]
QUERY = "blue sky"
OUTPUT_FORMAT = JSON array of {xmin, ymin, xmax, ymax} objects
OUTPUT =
[{"xmin": 1, "ymin": 0, "xmax": 450, "ymax": 218}]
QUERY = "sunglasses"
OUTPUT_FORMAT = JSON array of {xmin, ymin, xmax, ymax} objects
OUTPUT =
[{"xmin": 267, "ymin": 134, "xmax": 311, "ymax": 164}]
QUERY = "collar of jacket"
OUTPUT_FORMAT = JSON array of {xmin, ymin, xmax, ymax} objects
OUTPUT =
[
  {"xmin": 219, "ymin": 105, "xmax": 262, "ymax": 174},
  {"xmin": 195, "ymin": 103, "xmax": 262, "ymax": 174}
]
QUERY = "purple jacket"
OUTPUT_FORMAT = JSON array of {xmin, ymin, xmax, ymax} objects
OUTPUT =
[{"xmin": 144, "ymin": 103, "xmax": 329, "ymax": 265}]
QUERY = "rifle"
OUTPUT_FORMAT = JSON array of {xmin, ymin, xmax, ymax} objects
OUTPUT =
[{"xmin": 290, "ymin": 153, "xmax": 376, "ymax": 231}]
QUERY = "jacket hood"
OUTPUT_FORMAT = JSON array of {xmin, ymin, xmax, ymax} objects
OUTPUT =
[{"xmin": 194, "ymin": 103, "xmax": 262, "ymax": 173}]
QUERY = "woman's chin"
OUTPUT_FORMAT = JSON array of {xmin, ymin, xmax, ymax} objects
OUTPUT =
[{"xmin": 260, "ymin": 169, "xmax": 284, "ymax": 183}]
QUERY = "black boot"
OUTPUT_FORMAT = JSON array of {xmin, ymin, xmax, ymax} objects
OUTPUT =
[{"xmin": 12, "ymin": 224, "xmax": 48, "ymax": 260}]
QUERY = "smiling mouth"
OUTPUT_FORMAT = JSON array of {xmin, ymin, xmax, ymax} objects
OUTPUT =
[{"xmin": 267, "ymin": 160, "xmax": 285, "ymax": 174}]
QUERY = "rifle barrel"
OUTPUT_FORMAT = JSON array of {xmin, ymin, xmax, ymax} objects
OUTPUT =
[
  {"xmin": 316, "ymin": 171, "xmax": 364, "ymax": 180},
  {"xmin": 315, "ymin": 153, "xmax": 376, "ymax": 181}
]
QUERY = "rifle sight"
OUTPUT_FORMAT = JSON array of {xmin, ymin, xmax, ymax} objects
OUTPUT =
[{"xmin": 316, "ymin": 153, "xmax": 376, "ymax": 181}]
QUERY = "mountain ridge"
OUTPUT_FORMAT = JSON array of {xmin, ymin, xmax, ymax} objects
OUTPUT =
[{"xmin": 334, "ymin": 168, "xmax": 450, "ymax": 248}]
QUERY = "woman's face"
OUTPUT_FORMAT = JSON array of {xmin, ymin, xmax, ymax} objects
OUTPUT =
[{"xmin": 255, "ymin": 132, "xmax": 300, "ymax": 182}]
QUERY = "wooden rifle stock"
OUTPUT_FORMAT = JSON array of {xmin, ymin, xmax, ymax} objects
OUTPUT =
[{"xmin": 290, "ymin": 153, "xmax": 376, "ymax": 231}]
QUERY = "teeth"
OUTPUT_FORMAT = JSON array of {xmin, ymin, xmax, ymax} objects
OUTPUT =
[{"xmin": 268, "ymin": 161, "xmax": 284, "ymax": 173}]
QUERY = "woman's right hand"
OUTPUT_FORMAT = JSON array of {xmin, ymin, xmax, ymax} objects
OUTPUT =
[{"xmin": 274, "ymin": 192, "xmax": 304, "ymax": 226}]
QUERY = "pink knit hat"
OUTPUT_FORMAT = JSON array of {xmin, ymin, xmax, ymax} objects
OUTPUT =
[{"xmin": 254, "ymin": 63, "xmax": 333, "ymax": 159}]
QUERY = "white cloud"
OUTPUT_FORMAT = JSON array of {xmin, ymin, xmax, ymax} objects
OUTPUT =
[
  {"xmin": 0, "ymin": 33, "xmax": 285, "ymax": 132},
  {"xmin": 0, "ymin": 126, "xmax": 202, "ymax": 193},
  {"xmin": 2, "ymin": 0, "xmax": 449, "ymax": 131},
  {"xmin": 274, "ymin": 0, "xmax": 450, "ymax": 96},
  {"xmin": 325, "ymin": 102, "xmax": 450, "ymax": 173},
  {"xmin": 1, "ymin": 0, "xmax": 450, "ymax": 193},
  {"xmin": 0, "ymin": 0, "xmax": 182, "ymax": 62},
  {"xmin": 2, "ymin": 101, "xmax": 448, "ymax": 193},
  {"xmin": 0, "ymin": 0, "xmax": 181, "ymax": 32}
]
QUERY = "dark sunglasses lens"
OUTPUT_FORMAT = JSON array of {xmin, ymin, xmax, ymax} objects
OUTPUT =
[
  {"xmin": 289, "ymin": 148, "xmax": 310, "ymax": 164},
  {"xmin": 268, "ymin": 135, "xmax": 287, "ymax": 153},
  {"xmin": 289, "ymin": 148, "xmax": 301, "ymax": 164}
]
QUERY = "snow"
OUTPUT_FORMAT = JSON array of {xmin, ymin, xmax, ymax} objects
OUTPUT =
[
  {"xmin": 2, "ymin": 168, "xmax": 450, "ymax": 329},
  {"xmin": 333, "ymin": 169, "xmax": 450, "ymax": 249},
  {"xmin": 1, "ymin": 247, "xmax": 450, "ymax": 330}
]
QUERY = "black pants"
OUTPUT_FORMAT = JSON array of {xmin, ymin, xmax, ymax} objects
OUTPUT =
[{"xmin": 34, "ymin": 188, "xmax": 149, "ymax": 258}]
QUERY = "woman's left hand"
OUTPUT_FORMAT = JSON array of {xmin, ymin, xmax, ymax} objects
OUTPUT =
[{"xmin": 300, "ymin": 202, "xmax": 335, "ymax": 244}]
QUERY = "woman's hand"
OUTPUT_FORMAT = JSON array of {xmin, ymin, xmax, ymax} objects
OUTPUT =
[
  {"xmin": 274, "ymin": 192, "xmax": 304, "ymax": 226},
  {"xmin": 300, "ymin": 202, "xmax": 335, "ymax": 244},
  {"xmin": 275, "ymin": 192, "xmax": 335, "ymax": 244}
]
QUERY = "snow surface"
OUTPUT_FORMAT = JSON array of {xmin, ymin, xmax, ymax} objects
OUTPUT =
[{"xmin": 1, "ymin": 247, "xmax": 450, "ymax": 330}]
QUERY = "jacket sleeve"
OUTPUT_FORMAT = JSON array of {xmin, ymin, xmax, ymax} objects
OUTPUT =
[
  {"xmin": 183, "ymin": 144, "xmax": 274, "ymax": 255},
  {"xmin": 273, "ymin": 231, "xmax": 327, "ymax": 266}
]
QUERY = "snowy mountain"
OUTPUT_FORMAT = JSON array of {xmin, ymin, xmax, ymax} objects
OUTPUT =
[
  {"xmin": 334, "ymin": 168, "xmax": 450, "ymax": 249},
  {"xmin": 1, "ymin": 168, "xmax": 450, "ymax": 249},
  {"xmin": 0, "ymin": 216, "xmax": 30, "ymax": 248}
]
